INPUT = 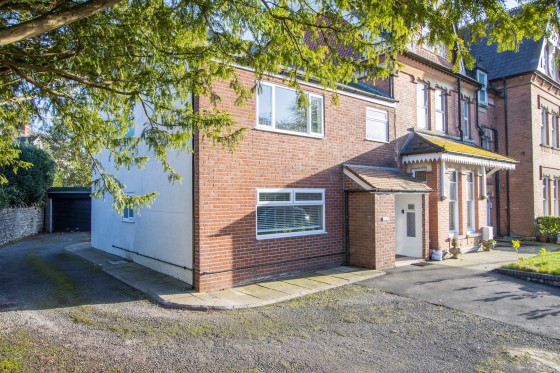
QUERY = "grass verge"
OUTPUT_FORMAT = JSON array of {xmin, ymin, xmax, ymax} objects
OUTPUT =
[{"xmin": 502, "ymin": 249, "xmax": 560, "ymax": 276}]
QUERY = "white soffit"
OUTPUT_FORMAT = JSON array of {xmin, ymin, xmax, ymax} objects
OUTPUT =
[{"xmin": 402, "ymin": 153, "xmax": 516, "ymax": 170}]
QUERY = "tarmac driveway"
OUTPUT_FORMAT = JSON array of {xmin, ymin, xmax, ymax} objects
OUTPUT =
[{"xmin": 360, "ymin": 247, "xmax": 560, "ymax": 340}]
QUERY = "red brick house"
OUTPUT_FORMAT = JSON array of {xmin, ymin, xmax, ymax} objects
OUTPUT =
[
  {"xmin": 92, "ymin": 39, "xmax": 518, "ymax": 292},
  {"xmin": 470, "ymin": 32, "xmax": 560, "ymax": 236}
]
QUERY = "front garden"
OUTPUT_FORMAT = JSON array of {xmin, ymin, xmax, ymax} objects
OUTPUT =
[{"xmin": 502, "ymin": 244, "xmax": 560, "ymax": 276}]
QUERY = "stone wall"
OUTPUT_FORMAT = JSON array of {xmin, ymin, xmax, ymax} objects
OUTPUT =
[{"xmin": 0, "ymin": 207, "xmax": 44, "ymax": 246}]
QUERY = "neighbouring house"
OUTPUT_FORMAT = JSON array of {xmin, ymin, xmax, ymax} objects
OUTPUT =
[
  {"xmin": 92, "ymin": 32, "xmax": 519, "ymax": 292},
  {"xmin": 469, "ymin": 30, "xmax": 560, "ymax": 236}
]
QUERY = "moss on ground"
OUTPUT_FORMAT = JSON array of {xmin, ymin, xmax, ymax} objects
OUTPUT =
[{"xmin": 27, "ymin": 252, "xmax": 80, "ymax": 305}]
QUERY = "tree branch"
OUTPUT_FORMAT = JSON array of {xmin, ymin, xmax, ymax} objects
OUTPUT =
[{"xmin": 0, "ymin": 0, "xmax": 123, "ymax": 46}]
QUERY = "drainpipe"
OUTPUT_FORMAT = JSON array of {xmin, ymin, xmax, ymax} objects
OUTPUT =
[
  {"xmin": 344, "ymin": 191, "xmax": 350, "ymax": 264},
  {"xmin": 457, "ymin": 77, "xmax": 464, "ymax": 142},
  {"xmin": 490, "ymin": 127, "xmax": 501, "ymax": 237},
  {"xmin": 475, "ymin": 92, "xmax": 483, "ymax": 147},
  {"xmin": 503, "ymin": 78, "xmax": 511, "ymax": 236}
]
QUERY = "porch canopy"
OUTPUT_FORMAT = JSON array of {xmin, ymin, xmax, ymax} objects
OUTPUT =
[
  {"xmin": 344, "ymin": 164, "xmax": 433, "ymax": 193},
  {"xmin": 400, "ymin": 131, "xmax": 518, "ymax": 198}
]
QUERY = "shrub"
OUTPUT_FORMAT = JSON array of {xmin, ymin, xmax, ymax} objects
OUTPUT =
[
  {"xmin": 536, "ymin": 216, "xmax": 560, "ymax": 235},
  {"xmin": 0, "ymin": 145, "xmax": 55, "ymax": 208}
]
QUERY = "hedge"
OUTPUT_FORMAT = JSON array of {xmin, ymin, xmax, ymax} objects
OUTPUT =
[
  {"xmin": 536, "ymin": 216, "xmax": 560, "ymax": 235},
  {"xmin": 0, "ymin": 145, "xmax": 55, "ymax": 208}
]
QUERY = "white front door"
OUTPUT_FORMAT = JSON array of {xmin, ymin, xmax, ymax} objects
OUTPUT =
[{"xmin": 395, "ymin": 194, "xmax": 423, "ymax": 258}]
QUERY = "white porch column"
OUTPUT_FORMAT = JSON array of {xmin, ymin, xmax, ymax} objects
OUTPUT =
[
  {"xmin": 480, "ymin": 166, "xmax": 487, "ymax": 198},
  {"xmin": 440, "ymin": 160, "xmax": 447, "ymax": 199}
]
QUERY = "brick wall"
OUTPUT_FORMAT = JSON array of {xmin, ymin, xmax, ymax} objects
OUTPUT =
[
  {"xmin": 347, "ymin": 192, "xmax": 375, "ymax": 268},
  {"xmin": 373, "ymin": 194, "xmax": 396, "ymax": 268},
  {"xmin": 194, "ymin": 67, "xmax": 399, "ymax": 292},
  {"xmin": 0, "ymin": 207, "xmax": 43, "ymax": 246}
]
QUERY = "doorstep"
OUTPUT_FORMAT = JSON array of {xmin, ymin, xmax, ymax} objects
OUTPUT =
[{"xmin": 65, "ymin": 243, "xmax": 385, "ymax": 310}]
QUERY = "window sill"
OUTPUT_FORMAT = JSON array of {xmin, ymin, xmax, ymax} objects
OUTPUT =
[
  {"xmin": 122, "ymin": 219, "xmax": 135, "ymax": 224},
  {"xmin": 254, "ymin": 126, "xmax": 324, "ymax": 139},
  {"xmin": 365, "ymin": 138, "xmax": 389, "ymax": 144},
  {"xmin": 256, "ymin": 230, "xmax": 327, "ymax": 240}
]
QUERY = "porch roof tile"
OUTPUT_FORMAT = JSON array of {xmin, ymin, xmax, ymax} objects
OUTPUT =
[
  {"xmin": 401, "ymin": 131, "xmax": 518, "ymax": 164},
  {"xmin": 344, "ymin": 165, "xmax": 433, "ymax": 193}
]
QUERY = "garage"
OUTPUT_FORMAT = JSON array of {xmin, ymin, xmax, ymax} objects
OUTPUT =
[{"xmin": 46, "ymin": 187, "xmax": 91, "ymax": 233}]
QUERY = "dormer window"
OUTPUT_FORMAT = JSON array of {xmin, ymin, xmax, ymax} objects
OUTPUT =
[
  {"xmin": 477, "ymin": 70, "xmax": 488, "ymax": 106},
  {"xmin": 542, "ymin": 41, "xmax": 559, "ymax": 81}
]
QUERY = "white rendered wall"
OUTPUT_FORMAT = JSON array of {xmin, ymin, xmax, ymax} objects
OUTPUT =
[{"xmin": 91, "ymin": 105, "xmax": 194, "ymax": 285}]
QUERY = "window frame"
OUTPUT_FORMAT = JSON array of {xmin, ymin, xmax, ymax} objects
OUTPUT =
[
  {"xmin": 554, "ymin": 179, "xmax": 559, "ymax": 217},
  {"xmin": 122, "ymin": 192, "xmax": 135, "ymax": 223},
  {"xmin": 365, "ymin": 107, "xmax": 389, "ymax": 143},
  {"xmin": 448, "ymin": 170, "xmax": 459, "ymax": 235},
  {"xmin": 477, "ymin": 70, "xmax": 488, "ymax": 106},
  {"xmin": 543, "ymin": 178, "xmax": 550, "ymax": 216},
  {"xmin": 466, "ymin": 171, "xmax": 476, "ymax": 233},
  {"xmin": 542, "ymin": 109, "xmax": 549, "ymax": 146},
  {"xmin": 255, "ymin": 188, "xmax": 326, "ymax": 240},
  {"xmin": 256, "ymin": 82, "xmax": 324, "ymax": 138},
  {"xmin": 434, "ymin": 89, "xmax": 446, "ymax": 133},
  {"xmin": 463, "ymin": 99, "xmax": 470, "ymax": 139},
  {"xmin": 412, "ymin": 168, "xmax": 428, "ymax": 183},
  {"xmin": 416, "ymin": 83, "xmax": 429, "ymax": 129},
  {"xmin": 551, "ymin": 114, "xmax": 558, "ymax": 148}
]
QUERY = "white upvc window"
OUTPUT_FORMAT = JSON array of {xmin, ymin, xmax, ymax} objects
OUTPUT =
[
  {"xmin": 554, "ymin": 179, "xmax": 559, "ymax": 216},
  {"xmin": 552, "ymin": 115, "xmax": 558, "ymax": 148},
  {"xmin": 256, "ymin": 188, "xmax": 325, "ymax": 239},
  {"xmin": 463, "ymin": 100, "xmax": 470, "ymax": 139},
  {"xmin": 543, "ymin": 178, "xmax": 550, "ymax": 216},
  {"xmin": 547, "ymin": 44, "xmax": 558, "ymax": 80},
  {"xmin": 477, "ymin": 70, "xmax": 488, "ymax": 106},
  {"xmin": 542, "ymin": 109, "xmax": 549, "ymax": 146},
  {"xmin": 435, "ymin": 89, "xmax": 446, "ymax": 133},
  {"xmin": 366, "ymin": 108, "xmax": 389, "ymax": 142},
  {"xmin": 417, "ymin": 83, "xmax": 429, "ymax": 129},
  {"xmin": 257, "ymin": 82, "xmax": 324, "ymax": 137},
  {"xmin": 449, "ymin": 170, "xmax": 459, "ymax": 234},
  {"xmin": 466, "ymin": 172, "xmax": 476, "ymax": 232},
  {"xmin": 412, "ymin": 168, "xmax": 428, "ymax": 182},
  {"xmin": 122, "ymin": 192, "xmax": 135, "ymax": 223}
]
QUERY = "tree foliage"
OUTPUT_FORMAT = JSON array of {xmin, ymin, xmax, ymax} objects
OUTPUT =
[
  {"xmin": 0, "ymin": 0, "xmax": 557, "ymax": 212},
  {"xmin": 0, "ymin": 144, "xmax": 55, "ymax": 208}
]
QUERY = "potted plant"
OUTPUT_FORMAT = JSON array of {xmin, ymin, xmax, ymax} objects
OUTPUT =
[
  {"xmin": 449, "ymin": 237, "xmax": 461, "ymax": 259},
  {"xmin": 535, "ymin": 223, "xmax": 548, "ymax": 243},
  {"xmin": 481, "ymin": 239, "xmax": 496, "ymax": 251}
]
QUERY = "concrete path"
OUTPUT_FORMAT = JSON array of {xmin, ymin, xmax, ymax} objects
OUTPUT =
[
  {"xmin": 65, "ymin": 242, "xmax": 384, "ymax": 310},
  {"xmin": 360, "ymin": 246, "xmax": 560, "ymax": 340}
]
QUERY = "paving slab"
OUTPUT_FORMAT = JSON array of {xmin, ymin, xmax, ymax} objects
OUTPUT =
[{"xmin": 65, "ymin": 243, "xmax": 385, "ymax": 310}]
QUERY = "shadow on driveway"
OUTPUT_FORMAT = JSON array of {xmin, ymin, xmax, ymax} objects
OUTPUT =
[
  {"xmin": 360, "ymin": 257, "xmax": 560, "ymax": 340},
  {"xmin": 0, "ymin": 233, "xmax": 146, "ymax": 312}
]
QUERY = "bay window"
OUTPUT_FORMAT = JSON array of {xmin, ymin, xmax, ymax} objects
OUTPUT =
[
  {"xmin": 467, "ymin": 172, "xmax": 475, "ymax": 232},
  {"xmin": 449, "ymin": 171, "xmax": 459, "ymax": 234},
  {"xmin": 257, "ymin": 83, "xmax": 324, "ymax": 137},
  {"xmin": 543, "ymin": 178, "xmax": 550, "ymax": 216}
]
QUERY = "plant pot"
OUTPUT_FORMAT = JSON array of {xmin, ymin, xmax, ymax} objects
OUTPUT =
[{"xmin": 536, "ymin": 235, "xmax": 548, "ymax": 243}]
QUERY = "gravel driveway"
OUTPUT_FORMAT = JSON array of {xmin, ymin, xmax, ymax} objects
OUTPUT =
[{"xmin": 1, "ymin": 234, "xmax": 559, "ymax": 372}]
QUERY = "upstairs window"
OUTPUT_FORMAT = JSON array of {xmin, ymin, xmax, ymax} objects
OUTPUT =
[
  {"xmin": 552, "ymin": 115, "xmax": 558, "ymax": 148},
  {"xmin": 435, "ymin": 89, "xmax": 446, "ymax": 133},
  {"xmin": 541, "ymin": 109, "xmax": 549, "ymax": 146},
  {"xmin": 256, "ymin": 189, "xmax": 325, "ymax": 239},
  {"xmin": 477, "ymin": 70, "xmax": 488, "ymax": 106},
  {"xmin": 257, "ymin": 83, "xmax": 323, "ymax": 137},
  {"xmin": 417, "ymin": 83, "xmax": 429, "ymax": 129},
  {"xmin": 366, "ymin": 108, "xmax": 389, "ymax": 142},
  {"xmin": 482, "ymin": 128, "xmax": 493, "ymax": 150},
  {"xmin": 463, "ymin": 100, "xmax": 470, "ymax": 139}
]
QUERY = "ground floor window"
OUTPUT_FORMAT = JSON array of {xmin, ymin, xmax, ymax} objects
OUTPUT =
[
  {"xmin": 466, "ymin": 172, "xmax": 475, "ymax": 232},
  {"xmin": 554, "ymin": 179, "xmax": 559, "ymax": 216},
  {"xmin": 449, "ymin": 171, "xmax": 459, "ymax": 234},
  {"xmin": 122, "ymin": 192, "xmax": 135, "ymax": 223},
  {"xmin": 543, "ymin": 178, "xmax": 549, "ymax": 216},
  {"xmin": 256, "ymin": 188, "xmax": 325, "ymax": 239}
]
